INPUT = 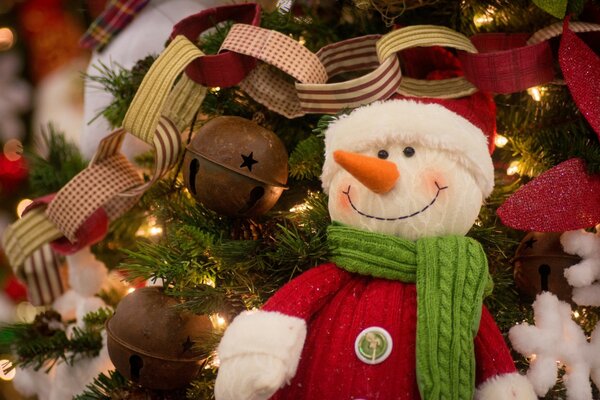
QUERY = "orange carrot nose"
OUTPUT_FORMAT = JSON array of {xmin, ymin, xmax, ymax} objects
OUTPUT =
[{"xmin": 333, "ymin": 150, "xmax": 399, "ymax": 194}]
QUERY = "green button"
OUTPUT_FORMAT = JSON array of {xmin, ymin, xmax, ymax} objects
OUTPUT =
[{"xmin": 354, "ymin": 326, "xmax": 393, "ymax": 364}]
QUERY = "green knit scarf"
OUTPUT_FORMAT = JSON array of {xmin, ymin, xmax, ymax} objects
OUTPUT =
[{"xmin": 328, "ymin": 222, "xmax": 493, "ymax": 400}]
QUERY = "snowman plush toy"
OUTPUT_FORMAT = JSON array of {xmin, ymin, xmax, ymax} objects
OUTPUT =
[{"xmin": 215, "ymin": 94, "xmax": 537, "ymax": 400}]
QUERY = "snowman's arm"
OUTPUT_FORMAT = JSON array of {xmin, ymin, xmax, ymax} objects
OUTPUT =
[
  {"xmin": 215, "ymin": 263, "xmax": 352, "ymax": 400},
  {"xmin": 474, "ymin": 306, "xmax": 536, "ymax": 400}
]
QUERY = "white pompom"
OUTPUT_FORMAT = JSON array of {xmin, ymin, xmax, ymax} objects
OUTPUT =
[
  {"xmin": 65, "ymin": 247, "xmax": 108, "ymax": 297},
  {"xmin": 13, "ymin": 365, "xmax": 55, "ymax": 400}
]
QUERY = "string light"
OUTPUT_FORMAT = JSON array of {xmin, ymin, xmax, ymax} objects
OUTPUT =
[
  {"xmin": 506, "ymin": 160, "xmax": 521, "ymax": 176},
  {"xmin": 3, "ymin": 138, "xmax": 23, "ymax": 161},
  {"xmin": 494, "ymin": 135, "xmax": 508, "ymax": 148},
  {"xmin": 289, "ymin": 201, "xmax": 312, "ymax": 213},
  {"xmin": 210, "ymin": 313, "xmax": 228, "ymax": 330},
  {"xmin": 127, "ymin": 287, "xmax": 136, "ymax": 294},
  {"xmin": 0, "ymin": 360, "xmax": 15, "ymax": 381},
  {"xmin": 135, "ymin": 216, "xmax": 163, "ymax": 237},
  {"xmin": 16, "ymin": 199, "xmax": 32, "ymax": 218},
  {"xmin": 572, "ymin": 310, "xmax": 580, "ymax": 319},
  {"xmin": 210, "ymin": 87, "xmax": 221, "ymax": 94},
  {"xmin": 473, "ymin": 6, "xmax": 496, "ymax": 27},
  {"xmin": 0, "ymin": 27, "xmax": 14, "ymax": 51},
  {"xmin": 527, "ymin": 86, "xmax": 544, "ymax": 102},
  {"xmin": 298, "ymin": 36, "xmax": 306, "ymax": 46}
]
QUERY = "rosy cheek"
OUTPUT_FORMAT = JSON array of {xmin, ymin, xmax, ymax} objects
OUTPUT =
[
  {"xmin": 337, "ymin": 189, "xmax": 351, "ymax": 211},
  {"xmin": 420, "ymin": 170, "xmax": 446, "ymax": 197}
]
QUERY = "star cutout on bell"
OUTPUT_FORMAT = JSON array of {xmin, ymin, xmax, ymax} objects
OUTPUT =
[
  {"xmin": 182, "ymin": 336, "xmax": 194, "ymax": 353},
  {"xmin": 524, "ymin": 237, "xmax": 537, "ymax": 249},
  {"xmin": 240, "ymin": 152, "xmax": 258, "ymax": 171}
]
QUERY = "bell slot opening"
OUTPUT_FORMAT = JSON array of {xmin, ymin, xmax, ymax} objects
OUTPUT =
[
  {"xmin": 189, "ymin": 158, "xmax": 200, "ymax": 195},
  {"xmin": 129, "ymin": 355, "xmax": 143, "ymax": 382},
  {"xmin": 538, "ymin": 264, "xmax": 551, "ymax": 292}
]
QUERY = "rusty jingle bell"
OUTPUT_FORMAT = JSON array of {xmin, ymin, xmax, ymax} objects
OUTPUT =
[
  {"xmin": 183, "ymin": 116, "xmax": 288, "ymax": 217},
  {"xmin": 513, "ymin": 231, "xmax": 581, "ymax": 304},
  {"xmin": 106, "ymin": 287, "xmax": 213, "ymax": 389}
]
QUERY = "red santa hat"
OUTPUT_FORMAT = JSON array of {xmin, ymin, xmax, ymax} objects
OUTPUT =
[{"xmin": 321, "ymin": 92, "xmax": 497, "ymax": 198}]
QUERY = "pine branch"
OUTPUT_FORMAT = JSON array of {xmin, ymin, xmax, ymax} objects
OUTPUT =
[
  {"xmin": 85, "ymin": 55, "xmax": 156, "ymax": 128},
  {"xmin": 74, "ymin": 370, "xmax": 131, "ymax": 400},
  {"xmin": 27, "ymin": 125, "xmax": 87, "ymax": 198},
  {"xmin": 0, "ymin": 309, "xmax": 112, "ymax": 371},
  {"xmin": 289, "ymin": 135, "xmax": 325, "ymax": 180}
]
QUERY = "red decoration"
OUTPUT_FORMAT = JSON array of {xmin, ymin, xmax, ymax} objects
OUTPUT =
[
  {"xmin": 559, "ymin": 17, "xmax": 600, "ymax": 140},
  {"xmin": 0, "ymin": 154, "xmax": 28, "ymax": 194},
  {"xmin": 4, "ymin": 276, "xmax": 28, "ymax": 302},
  {"xmin": 497, "ymin": 158, "xmax": 600, "ymax": 231}
]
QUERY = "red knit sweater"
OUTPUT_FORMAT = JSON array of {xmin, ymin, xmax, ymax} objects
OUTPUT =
[{"xmin": 263, "ymin": 263, "xmax": 516, "ymax": 400}]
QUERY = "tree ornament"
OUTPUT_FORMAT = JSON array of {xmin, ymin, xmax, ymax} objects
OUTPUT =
[
  {"xmin": 509, "ymin": 292, "xmax": 600, "ymax": 400},
  {"xmin": 215, "ymin": 96, "xmax": 536, "ymax": 400},
  {"xmin": 560, "ymin": 229, "xmax": 600, "ymax": 306},
  {"xmin": 497, "ymin": 158, "xmax": 600, "ymax": 232},
  {"xmin": 183, "ymin": 116, "xmax": 288, "ymax": 217},
  {"xmin": 513, "ymin": 232, "xmax": 580, "ymax": 304},
  {"xmin": 106, "ymin": 287, "xmax": 213, "ymax": 390}
]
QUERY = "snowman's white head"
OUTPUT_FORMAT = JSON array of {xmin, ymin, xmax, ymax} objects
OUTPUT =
[{"xmin": 321, "ymin": 99, "xmax": 495, "ymax": 241}]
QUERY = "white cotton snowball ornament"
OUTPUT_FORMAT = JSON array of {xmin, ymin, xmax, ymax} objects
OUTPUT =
[
  {"xmin": 561, "ymin": 229, "xmax": 600, "ymax": 306},
  {"xmin": 13, "ymin": 365, "xmax": 55, "ymax": 400},
  {"xmin": 48, "ymin": 335, "xmax": 113, "ymax": 400},
  {"xmin": 81, "ymin": 0, "xmax": 223, "ymax": 160},
  {"xmin": 53, "ymin": 247, "xmax": 108, "ymax": 322}
]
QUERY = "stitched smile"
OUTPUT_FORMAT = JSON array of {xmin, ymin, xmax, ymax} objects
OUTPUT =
[{"xmin": 342, "ymin": 182, "xmax": 449, "ymax": 221}]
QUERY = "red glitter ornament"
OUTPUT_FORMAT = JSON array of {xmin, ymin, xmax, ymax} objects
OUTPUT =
[{"xmin": 497, "ymin": 158, "xmax": 600, "ymax": 231}]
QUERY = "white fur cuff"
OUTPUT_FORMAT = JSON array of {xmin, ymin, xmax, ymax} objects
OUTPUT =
[
  {"xmin": 475, "ymin": 372, "xmax": 537, "ymax": 400},
  {"xmin": 218, "ymin": 310, "xmax": 307, "ymax": 376}
]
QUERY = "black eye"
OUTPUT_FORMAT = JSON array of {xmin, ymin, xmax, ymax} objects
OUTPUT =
[
  {"xmin": 403, "ymin": 147, "xmax": 415, "ymax": 157},
  {"xmin": 377, "ymin": 150, "xmax": 389, "ymax": 159}
]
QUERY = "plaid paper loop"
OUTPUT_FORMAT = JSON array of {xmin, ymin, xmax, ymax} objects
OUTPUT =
[
  {"xmin": 376, "ymin": 26, "xmax": 478, "ymax": 98},
  {"xmin": 221, "ymin": 24, "xmax": 328, "ymax": 84},
  {"xmin": 296, "ymin": 35, "xmax": 403, "ymax": 114},
  {"xmin": 80, "ymin": 0, "xmax": 150, "ymax": 51},
  {"xmin": 46, "ymin": 151, "xmax": 143, "ymax": 242},
  {"xmin": 458, "ymin": 21, "xmax": 600, "ymax": 94}
]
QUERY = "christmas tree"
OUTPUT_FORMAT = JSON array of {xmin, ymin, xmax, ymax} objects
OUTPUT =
[{"xmin": 0, "ymin": 0, "xmax": 599, "ymax": 399}]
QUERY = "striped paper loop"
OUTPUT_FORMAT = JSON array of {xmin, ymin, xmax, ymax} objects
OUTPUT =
[
  {"xmin": 2, "ymin": 208, "xmax": 63, "ymax": 269},
  {"xmin": 397, "ymin": 77, "xmax": 478, "ymax": 98},
  {"xmin": 527, "ymin": 21, "xmax": 600, "ymax": 45},
  {"xmin": 297, "ymin": 35, "xmax": 402, "ymax": 114},
  {"xmin": 123, "ymin": 35, "xmax": 205, "ymax": 144},
  {"xmin": 21, "ymin": 245, "xmax": 65, "ymax": 306},
  {"xmin": 376, "ymin": 25, "xmax": 478, "ymax": 61},
  {"xmin": 376, "ymin": 25, "xmax": 478, "ymax": 98}
]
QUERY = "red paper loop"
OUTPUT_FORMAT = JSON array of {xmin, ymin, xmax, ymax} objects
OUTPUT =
[
  {"xmin": 171, "ymin": 3, "xmax": 261, "ymax": 88},
  {"xmin": 23, "ymin": 194, "xmax": 109, "ymax": 255},
  {"xmin": 458, "ymin": 34, "xmax": 554, "ymax": 93}
]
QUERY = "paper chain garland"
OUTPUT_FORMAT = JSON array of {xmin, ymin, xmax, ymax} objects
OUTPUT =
[{"xmin": 2, "ymin": 3, "xmax": 600, "ymax": 305}]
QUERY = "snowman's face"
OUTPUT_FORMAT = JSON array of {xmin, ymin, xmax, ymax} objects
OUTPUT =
[{"xmin": 328, "ymin": 143, "xmax": 484, "ymax": 240}]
